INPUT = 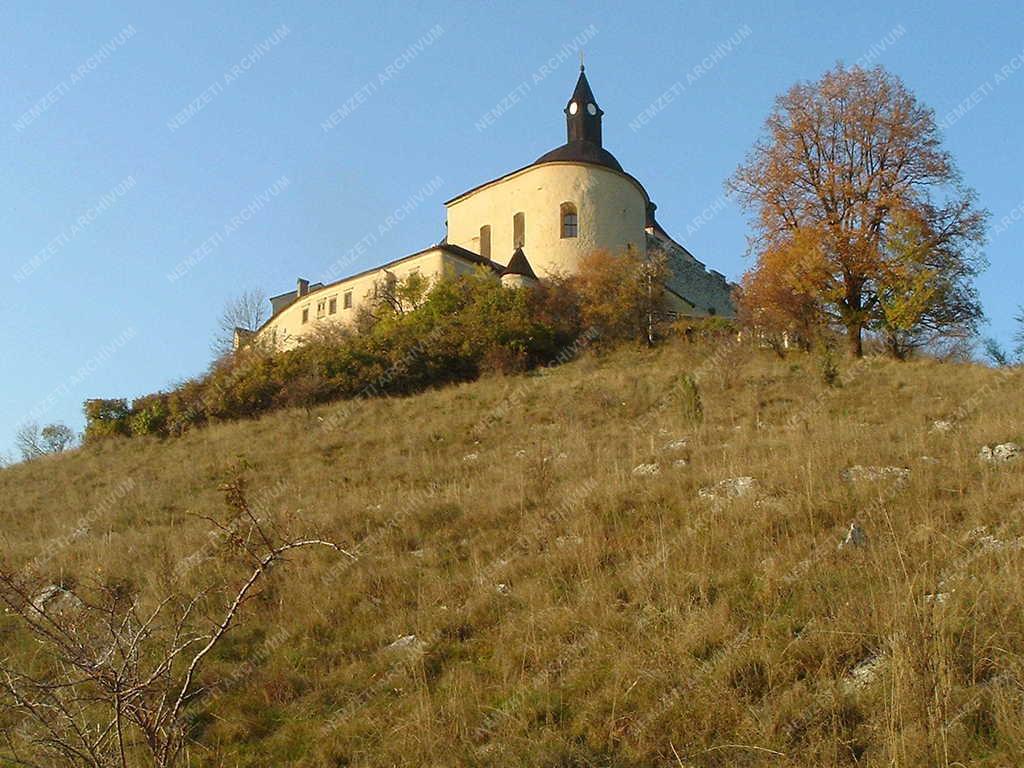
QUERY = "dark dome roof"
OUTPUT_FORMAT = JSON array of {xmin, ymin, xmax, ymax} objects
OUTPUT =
[{"xmin": 534, "ymin": 140, "xmax": 623, "ymax": 172}]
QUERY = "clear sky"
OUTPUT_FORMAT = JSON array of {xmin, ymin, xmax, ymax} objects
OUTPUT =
[{"xmin": 2, "ymin": 0, "xmax": 1021, "ymax": 457}]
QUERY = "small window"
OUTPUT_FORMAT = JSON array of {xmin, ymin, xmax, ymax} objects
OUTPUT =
[
  {"xmin": 301, "ymin": 307, "xmax": 309, "ymax": 324},
  {"xmin": 316, "ymin": 300, "xmax": 326, "ymax": 319},
  {"xmin": 560, "ymin": 203, "xmax": 578, "ymax": 238},
  {"xmin": 329, "ymin": 297, "xmax": 337, "ymax": 315},
  {"xmin": 479, "ymin": 225, "xmax": 491, "ymax": 259},
  {"xmin": 513, "ymin": 212, "xmax": 525, "ymax": 248}
]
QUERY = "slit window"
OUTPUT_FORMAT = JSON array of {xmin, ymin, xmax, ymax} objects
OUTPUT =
[
  {"xmin": 343, "ymin": 291, "xmax": 353, "ymax": 309},
  {"xmin": 513, "ymin": 212, "xmax": 525, "ymax": 248},
  {"xmin": 329, "ymin": 297, "xmax": 337, "ymax": 315},
  {"xmin": 479, "ymin": 225, "xmax": 491, "ymax": 259}
]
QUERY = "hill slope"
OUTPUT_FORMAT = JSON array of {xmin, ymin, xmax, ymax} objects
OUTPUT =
[{"xmin": 3, "ymin": 341, "xmax": 1023, "ymax": 767}]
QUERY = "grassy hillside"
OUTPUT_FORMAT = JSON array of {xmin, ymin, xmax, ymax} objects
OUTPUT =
[{"xmin": 3, "ymin": 340, "xmax": 1023, "ymax": 767}]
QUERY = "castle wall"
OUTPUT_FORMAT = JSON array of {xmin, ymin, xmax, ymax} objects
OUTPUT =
[
  {"xmin": 256, "ymin": 248, "xmax": 483, "ymax": 349},
  {"xmin": 446, "ymin": 163, "xmax": 648, "ymax": 277},
  {"xmin": 647, "ymin": 232, "xmax": 736, "ymax": 317}
]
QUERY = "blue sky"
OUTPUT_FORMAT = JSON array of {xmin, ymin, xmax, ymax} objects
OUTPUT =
[{"xmin": 2, "ymin": 0, "xmax": 1022, "ymax": 456}]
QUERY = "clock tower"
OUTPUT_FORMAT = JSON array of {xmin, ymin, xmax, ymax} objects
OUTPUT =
[{"xmin": 565, "ymin": 64, "xmax": 603, "ymax": 146}]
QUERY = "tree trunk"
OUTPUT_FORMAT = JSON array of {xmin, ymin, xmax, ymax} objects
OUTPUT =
[{"xmin": 846, "ymin": 323, "xmax": 863, "ymax": 357}]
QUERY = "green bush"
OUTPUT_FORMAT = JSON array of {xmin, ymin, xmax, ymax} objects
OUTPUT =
[
  {"xmin": 83, "ymin": 399, "xmax": 131, "ymax": 442},
  {"xmin": 128, "ymin": 393, "xmax": 170, "ymax": 437}
]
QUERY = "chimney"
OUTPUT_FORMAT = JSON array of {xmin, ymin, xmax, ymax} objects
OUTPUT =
[{"xmin": 297, "ymin": 278, "xmax": 309, "ymax": 297}]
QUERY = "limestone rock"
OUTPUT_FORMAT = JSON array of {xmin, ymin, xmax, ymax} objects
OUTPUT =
[
  {"xmin": 930, "ymin": 420, "xmax": 954, "ymax": 433},
  {"xmin": 699, "ymin": 476, "xmax": 757, "ymax": 500},
  {"xmin": 31, "ymin": 585, "xmax": 83, "ymax": 615},
  {"xmin": 841, "ymin": 465, "xmax": 910, "ymax": 483},
  {"xmin": 387, "ymin": 634, "xmax": 425, "ymax": 654},
  {"xmin": 663, "ymin": 438, "xmax": 688, "ymax": 452},
  {"xmin": 979, "ymin": 442, "xmax": 1022, "ymax": 463},
  {"xmin": 632, "ymin": 463, "xmax": 661, "ymax": 476},
  {"xmin": 844, "ymin": 653, "xmax": 886, "ymax": 692},
  {"xmin": 838, "ymin": 522, "xmax": 868, "ymax": 550}
]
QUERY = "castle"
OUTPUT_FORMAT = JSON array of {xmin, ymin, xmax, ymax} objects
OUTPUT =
[{"xmin": 251, "ymin": 66, "xmax": 735, "ymax": 349}]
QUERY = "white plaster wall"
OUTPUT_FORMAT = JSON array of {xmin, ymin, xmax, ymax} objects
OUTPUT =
[
  {"xmin": 446, "ymin": 163, "xmax": 648, "ymax": 277},
  {"xmin": 257, "ymin": 249, "xmax": 482, "ymax": 349}
]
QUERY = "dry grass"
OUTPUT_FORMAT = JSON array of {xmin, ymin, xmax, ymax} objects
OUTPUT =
[{"xmin": 2, "ymin": 339, "xmax": 1023, "ymax": 767}]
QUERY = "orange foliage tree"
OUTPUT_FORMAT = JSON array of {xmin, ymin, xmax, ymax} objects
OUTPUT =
[
  {"xmin": 574, "ymin": 248, "xmax": 669, "ymax": 345},
  {"xmin": 729, "ymin": 65, "xmax": 987, "ymax": 356}
]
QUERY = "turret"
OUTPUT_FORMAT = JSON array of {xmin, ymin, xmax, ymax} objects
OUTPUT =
[{"xmin": 565, "ymin": 64, "xmax": 603, "ymax": 146}]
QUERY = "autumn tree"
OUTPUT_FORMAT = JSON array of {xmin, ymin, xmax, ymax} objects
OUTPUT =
[
  {"xmin": 212, "ymin": 289, "xmax": 269, "ymax": 356},
  {"xmin": 575, "ymin": 248, "xmax": 669, "ymax": 345},
  {"xmin": 14, "ymin": 422, "xmax": 77, "ymax": 461},
  {"xmin": 736, "ymin": 228, "xmax": 828, "ymax": 351},
  {"xmin": 729, "ymin": 64, "xmax": 987, "ymax": 357}
]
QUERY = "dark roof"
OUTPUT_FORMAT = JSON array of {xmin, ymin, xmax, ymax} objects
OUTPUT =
[
  {"xmin": 445, "ymin": 154, "xmax": 646, "ymax": 206},
  {"xmin": 568, "ymin": 67, "xmax": 602, "ymax": 114},
  {"xmin": 503, "ymin": 247, "xmax": 537, "ymax": 279},
  {"xmin": 319, "ymin": 242, "xmax": 501, "ymax": 289},
  {"xmin": 533, "ymin": 140, "xmax": 623, "ymax": 172}
]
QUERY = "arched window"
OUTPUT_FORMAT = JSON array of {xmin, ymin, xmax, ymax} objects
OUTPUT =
[
  {"xmin": 513, "ymin": 212, "xmax": 525, "ymax": 248},
  {"xmin": 479, "ymin": 225, "xmax": 491, "ymax": 259},
  {"xmin": 560, "ymin": 203, "xmax": 578, "ymax": 238}
]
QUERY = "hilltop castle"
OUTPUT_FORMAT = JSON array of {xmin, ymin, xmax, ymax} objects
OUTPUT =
[{"xmin": 252, "ymin": 66, "xmax": 735, "ymax": 349}]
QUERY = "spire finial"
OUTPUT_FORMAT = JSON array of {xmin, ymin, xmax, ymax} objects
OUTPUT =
[{"xmin": 580, "ymin": 51, "xmax": 585, "ymax": 72}]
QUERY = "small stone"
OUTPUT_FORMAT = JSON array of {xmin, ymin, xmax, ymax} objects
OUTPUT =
[
  {"xmin": 496, "ymin": 583, "xmax": 511, "ymax": 595},
  {"xmin": 672, "ymin": 458, "xmax": 689, "ymax": 468},
  {"xmin": 514, "ymin": 449, "xmax": 527, "ymax": 458},
  {"xmin": 844, "ymin": 653, "xmax": 886, "ymax": 691},
  {"xmin": 699, "ymin": 476, "xmax": 757, "ymax": 500},
  {"xmin": 838, "ymin": 522, "xmax": 868, "ymax": 550},
  {"xmin": 463, "ymin": 453, "xmax": 479, "ymax": 462},
  {"xmin": 632, "ymin": 463, "xmax": 661, "ymax": 476},
  {"xmin": 387, "ymin": 634, "xmax": 425, "ymax": 654},
  {"xmin": 930, "ymin": 420, "xmax": 954, "ymax": 433},
  {"xmin": 31, "ymin": 585, "xmax": 83, "ymax": 615},
  {"xmin": 663, "ymin": 438, "xmax": 688, "ymax": 451}
]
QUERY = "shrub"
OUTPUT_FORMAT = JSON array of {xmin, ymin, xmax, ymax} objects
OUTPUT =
[
  {"xmin": 79, "ymin": 269, "xmax": 706, "ymax": 444},
  {"xmin": 819, "ymin": 342, "xmax": 841, "ymax": 387},
  {"xmin": 129, "ymin": 393, "xmax": 170, "ymax": 437},
  {"xmin": 676, "ymin": 374, "xmax": 704, "ymax": 423},
  {"xmin": 83, "ymin": 399, "xmax": 131, "ymax": 442}
]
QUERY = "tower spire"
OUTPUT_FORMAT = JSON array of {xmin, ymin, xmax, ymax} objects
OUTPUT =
[{"xmin": 564, "ymin": 65, "xmax": 603, "ymax": 146}]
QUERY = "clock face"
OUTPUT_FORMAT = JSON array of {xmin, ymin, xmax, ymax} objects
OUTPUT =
[
  {"xmin": 587, "ymin": 103, "xmax": 597, "ymax": 116},
  {"xmin": 569, "ymin": 102, "xmax": 578, "ymax": 115}
]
